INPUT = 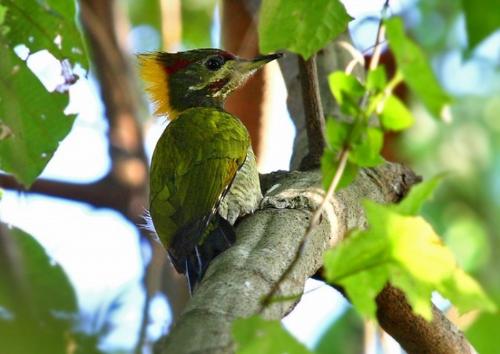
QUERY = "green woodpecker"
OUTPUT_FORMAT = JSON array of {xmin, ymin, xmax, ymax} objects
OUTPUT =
[{"xmin": 138, "ymin": 49, "xmax": 281, "ymax": 291}]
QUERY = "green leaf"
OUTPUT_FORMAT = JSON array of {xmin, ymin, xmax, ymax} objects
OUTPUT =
[
  {"xmin": 321, "ymin": 118, "xmax": 360, "ymax": 190},
  {"xmin": 325, "ymin": 117, "xmax": 350, "ymax": 150},
  {"xmin": 349, "ymin": 127, "xmax": 384, "ymax": 167},
  {"xmin": 394, "ymin": 174, "xmax": 444, "ymax": 216},
  {"xmin": 441, "ymin": 268, "xmax": 496, "ymax": 315},
  {"xmin": 385, "ymin": 17, "xmax": 451, "ymax": 120},
  {"xmin": 0, "ymin": 0, "xmax": 85, "ymax": 185},
  {"xmin": 0, "ymin": 4, "xmax": 9, "ymax": 36},
  {"xmin": 0, "ymin": 0, "xmax": 87, "ymax": 67},
  {"xmin": 0, "ymin": 46, "xmax": 75, "ymax": 186},
  {"xmin": 328, "ymin": 71, "xmax": 365, "ymax": 116},
  {"xmin": 258, "ymin": 0, "xmax": 352, "ymax": 59},
  {"xmin": 466, "ymin": 308, "xmax": 500, "ymax": 354},
  {"xmin": 127, "ymin": 0, "xmax": 162, "ymax": 31},
  {"xmin": 462, "ymin": 0, "xmax": 500, "ymax": 50},
  {"xmin": 379, "ymin": 95, "xmax": 415, "ymax": 131},
  {"xmin": 233, "ymin": 315, "xmax": 314, "ymax": 354},
  {"xmin": 366, "ymin": 67, "xmax": 387, "ymax": 92},
  {"xmin": 0, "ymin": 224, "xmax": 77, "ymax": 354},
  {"xmin": 323, "ymin": 221, "xmax": 391, "ymax": 316},
  {"xmin": 182, "ymin": 0, "xmax": 216, "ymax": 48},
  {"xmin": 324, "ymin": 201, "xmax": 495, "ymax": 320},
  {"xmin": 321, "ymin": 149, "xmax": 358, "ymax": 191}
]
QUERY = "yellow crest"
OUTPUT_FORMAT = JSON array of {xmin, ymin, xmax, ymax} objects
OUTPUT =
[{"xmin": 137, "ymin": 54, "xmax": 178, "ymax": 119}]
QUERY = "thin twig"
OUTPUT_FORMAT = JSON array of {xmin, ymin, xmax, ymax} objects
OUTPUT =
[
  {"xmin": 369, "ymin": 0, "xmax": 390, "ymax": 71},
  {"xmin": 298, "ymin": 54, "xmax": 326, "ymax": 170},
  {"xmin": 339, "ymin": 41, "xmax": 365, "ymax": 75}
]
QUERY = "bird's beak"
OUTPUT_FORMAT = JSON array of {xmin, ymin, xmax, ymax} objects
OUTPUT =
[
  {"xmin": 236, "ymin": 52, "xmax": 283, "ymax": 73},
  {"xmin": 251, "ymin": 52, "xmax": 284, "ymax": 65},
  {"xmin": 219, "ymin": 53, "xmax": 282, "ymax": 96}
]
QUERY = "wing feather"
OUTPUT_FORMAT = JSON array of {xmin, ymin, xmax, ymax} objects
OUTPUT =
[{"xmin": 149, "ymin": 107, "xmax": 249, "ymax": 246}]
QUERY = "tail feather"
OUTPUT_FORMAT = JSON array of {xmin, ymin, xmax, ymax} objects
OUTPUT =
[{"xmin": 168, "ymin": 214, "xmax": 235, "ymax": 293}]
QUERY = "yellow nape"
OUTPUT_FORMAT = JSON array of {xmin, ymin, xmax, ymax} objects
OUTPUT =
[{"xmin": 138, "ymin": 54, "xmax": 178, "ymax": 120}]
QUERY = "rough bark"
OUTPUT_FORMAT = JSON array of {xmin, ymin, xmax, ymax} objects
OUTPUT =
[
  {"xmin": 376, "ymin": 286, "xmax": 476, "ymax": 354},
  {"xmin": 161, "ymin": 163, "xmax": 416, "ymax": 354}
]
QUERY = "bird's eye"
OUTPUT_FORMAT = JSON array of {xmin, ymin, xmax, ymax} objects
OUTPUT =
[{"xmin": 205, "ymin": 56, "xmax": 225, "ymax": 71}]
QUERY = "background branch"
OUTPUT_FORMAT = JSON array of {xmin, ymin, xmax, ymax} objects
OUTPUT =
[
  {"xmin": 0, "ymin": 173, "xmax": 140, "ymax": 221},
  {"xmin": 277, "ymin": 33, "xmax": 365, "ymax": 170},
  {"xmin": 376, "ymin": 286, "xmax": 476, "ymax": 354},
  {"xmin": 298, "ymin": 54, "xmax": 326, "ymax": 170}
]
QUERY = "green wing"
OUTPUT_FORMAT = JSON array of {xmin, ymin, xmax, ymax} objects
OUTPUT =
[{"xmin": 149, "ymin": 107, "xmax": 249, "ymax": 246}]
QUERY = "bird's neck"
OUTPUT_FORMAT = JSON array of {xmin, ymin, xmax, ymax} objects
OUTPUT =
[
  {"xmin": 168, "ymin": 87, "xmax": 225, "ymax": 120},
  {"xmin": 174, "ymin": 97, "xmax": 225, "ymax": 118}
]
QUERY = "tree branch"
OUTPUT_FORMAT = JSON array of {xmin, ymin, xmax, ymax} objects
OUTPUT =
[
  {"xmin": 160, "ymin": 162, "xmax": 415, "ymax": 354},
  {"xmin": 376, "ymin": 285, "xmax": 476, "ymax": 354},
  {"xmin": 278, "ymin": 33, "xmax": 366, "ymax": 170},
  {"xmin": 259, "ymin": 148, "xmax": 348, "ymax": 310},
  {"xmin": 0, "ymin": 173, "xmax": 138, "ymax": 219}
]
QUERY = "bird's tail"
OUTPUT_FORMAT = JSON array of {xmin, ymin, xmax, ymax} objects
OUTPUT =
[{"xmin": 167, "ymin": 214, "xmax": 235, "ymax": 293}]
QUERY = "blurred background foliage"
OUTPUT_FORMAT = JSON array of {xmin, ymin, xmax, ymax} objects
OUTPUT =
[
  {"xmin": 398, "ymin": 1, "xmax": 500, "ymax": 351},
  {"xmin": 0, "ymin": 0, "xmax": 498, "ymax": 353}
]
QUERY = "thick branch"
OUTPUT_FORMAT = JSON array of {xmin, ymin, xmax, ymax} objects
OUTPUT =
[
  {"xmin": 161, "ymin": 162, "xmax": 414, "ymax": 354},
  {"xmin": 376, "ymin": 286, "xmax": 475, "ymax": 354}
]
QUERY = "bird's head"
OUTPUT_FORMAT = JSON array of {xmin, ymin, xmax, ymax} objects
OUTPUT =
[{"xmin": 138, "ymin": 48, "xmax": 282, "ymax": 120}]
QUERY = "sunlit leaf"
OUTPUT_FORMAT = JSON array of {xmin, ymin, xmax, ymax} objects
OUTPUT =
[
  {"xmin": 0, "ymin": 224, "xmax": 77, "ymax": 354},
  {"xmin": 462, "ymin": 0, "xmax": 500, "ymax": 50},
  {"xmin": 379, "ymin": 95, "xmax": 415, "ymax": 131},
  {"xmin": 441, "ymin": 268, "xmax": 495, "ymax": 314},
  {"xmin": 233, "ymin": 316, "xmax": 313, "ymax": 354},
  {"xmin": 385, "ymin": 17, "xmax": 451, "ymax": 120},
  {"xmin": 324, "ymin": 200, "xmax": 495, "ymax": 320},
  {"xmin": 259, "ymin": 0, "xmax": 352, "ymax": 59},
  {"xmin": 328, "ymin": 71, "xmax": 365, "ymax": 116}
]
